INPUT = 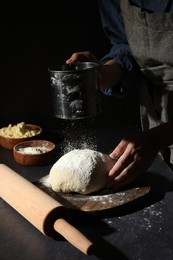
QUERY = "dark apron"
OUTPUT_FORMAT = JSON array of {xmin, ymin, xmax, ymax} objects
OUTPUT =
[{"xmin": 120, "ymin": 0, "xmax": 173, "ymax": 165}]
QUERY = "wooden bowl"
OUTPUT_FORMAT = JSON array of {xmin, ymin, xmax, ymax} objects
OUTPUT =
[
  {"xmin": 0, "ymin": 124, "xmax": 42, "ymax": 149},
  {"xmin": 13, "ymin": 140, "xmax": 56, "ymax": 166}
]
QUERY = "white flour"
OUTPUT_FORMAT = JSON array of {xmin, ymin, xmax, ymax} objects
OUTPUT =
[{"xmin": 18, "ymin": 146, "xmax": 49, "ymax": 154}]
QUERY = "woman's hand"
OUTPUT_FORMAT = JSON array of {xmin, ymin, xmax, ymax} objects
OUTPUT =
[
  {"xmin": 66, "ymin": 51, "xmax": 101, "ymax": 64},
  {"xmin": 66, "ymin": 51, "xmax": 124, "ymax": 90},
  {"xmin": 107, "ymin": 129, "xmax": 160, "ymax": 189}
]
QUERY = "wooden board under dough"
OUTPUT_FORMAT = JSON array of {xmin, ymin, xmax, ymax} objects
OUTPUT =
[{"xmin": 35, "ymin": 182, "xmax": 150, "ymax": 212}]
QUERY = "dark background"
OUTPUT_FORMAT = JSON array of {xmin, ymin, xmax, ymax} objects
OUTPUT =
[{"xmin": 1, "ymin": 0, "xmax": 140, "ymax": 130}]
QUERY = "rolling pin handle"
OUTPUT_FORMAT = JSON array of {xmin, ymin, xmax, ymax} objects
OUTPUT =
[{"xmin": 54, "ymin": 218, "xmax": 94, "ymax": 255}]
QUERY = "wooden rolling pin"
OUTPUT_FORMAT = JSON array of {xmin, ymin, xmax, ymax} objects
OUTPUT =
[{"xmin": 0, "ymin": 164, "xmax": 93, "ymax": 255}]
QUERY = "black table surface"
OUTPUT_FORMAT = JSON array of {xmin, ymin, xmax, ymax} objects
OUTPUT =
[{"xmin": 0, "ymin": 124, "xmax": 173, "ymax": 260}]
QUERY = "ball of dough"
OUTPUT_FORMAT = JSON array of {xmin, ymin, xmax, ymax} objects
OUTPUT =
[{"xmin": 49, "ymin": 149, "xmax": 115, "ymax": 194}]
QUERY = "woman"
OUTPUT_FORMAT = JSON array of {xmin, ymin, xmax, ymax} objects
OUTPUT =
[{"xmin": 66, "ymin": 0, "xmax": 173, "ymax": 189}]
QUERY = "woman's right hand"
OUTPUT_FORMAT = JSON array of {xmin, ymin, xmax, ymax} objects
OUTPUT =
[
  {"xmin": 66, "ymin": 51, "xmax": 101, "ymax": 65},
  {"xmin": 66, "ymin": 51, "xmax": 124, "ymax": 90}
]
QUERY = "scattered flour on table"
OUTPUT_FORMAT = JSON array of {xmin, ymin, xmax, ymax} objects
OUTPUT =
[
  {"xmin": 140, "ymin": 203, "xmax": 163, "ymax": 231},
  {"xmin": 103, "ymin": 218, "xmax": 113, "ymax": 225},
  {"xmin": 117, "ymin": 202, "xmax": 164, "ymax": 232}
]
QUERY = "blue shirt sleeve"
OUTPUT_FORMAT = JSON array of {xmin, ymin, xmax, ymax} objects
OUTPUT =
[
  {"xmin": 98, "ymin": 0, "xmax": 138, "ymax": 71},
  {"xmin": 98, "ymin": 0, "xmax": 140, "ymax": 97}
]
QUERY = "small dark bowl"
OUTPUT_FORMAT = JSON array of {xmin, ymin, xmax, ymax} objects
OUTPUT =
[
  {"xmin": 13, "ymin": 140, "xmax": 56, "ymax": 166},
  {"xmin": 0, "ymin": 124, "xmax": 42, "ymax": 150}
]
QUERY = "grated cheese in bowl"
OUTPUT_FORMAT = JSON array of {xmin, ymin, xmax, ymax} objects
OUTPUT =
[{"xmin": 0, "ymin": 122, "xmax": 41, "ymax": 138}]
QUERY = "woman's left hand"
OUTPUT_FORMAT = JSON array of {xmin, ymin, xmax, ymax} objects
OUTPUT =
[{"xmin": 107, "ymin": 130, "xmax": 159, "ymax": 189}]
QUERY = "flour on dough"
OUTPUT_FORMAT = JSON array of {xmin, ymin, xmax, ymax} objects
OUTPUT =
[{"xmin": 49, "ymin": 149, "xmax": 115, "ymax": 194}]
